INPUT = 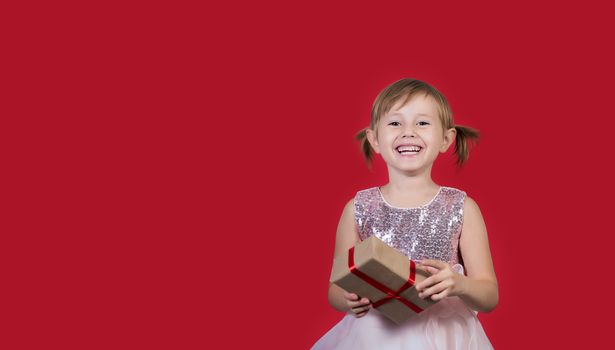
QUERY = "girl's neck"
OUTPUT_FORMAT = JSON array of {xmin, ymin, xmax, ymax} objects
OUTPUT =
[{"xmin": 383, "ymin": 168, "xmax": 439, "ymax": 196}]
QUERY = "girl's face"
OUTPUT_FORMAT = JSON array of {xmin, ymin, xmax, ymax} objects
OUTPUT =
[{"xmin": 366, "ymin": 94, "xmax": 456, "ymax": 176}]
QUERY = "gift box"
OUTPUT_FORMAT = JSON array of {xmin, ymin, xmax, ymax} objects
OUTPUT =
[{"xmin": 330, "ymin": 236, "xmax": 438, "ymax": 324}]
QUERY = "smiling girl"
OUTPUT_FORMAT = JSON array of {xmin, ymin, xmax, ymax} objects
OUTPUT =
[{"xmin": 311, "ymin": 78, "xmax": 497, "ymax": 349}]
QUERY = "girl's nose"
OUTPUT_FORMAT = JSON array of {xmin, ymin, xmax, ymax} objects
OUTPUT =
[{"xmin": 401, "ymin": 126, "xmax": 417, "ymax": 138}]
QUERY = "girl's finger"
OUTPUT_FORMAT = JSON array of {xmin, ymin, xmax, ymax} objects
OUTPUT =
[
  {"xmin": 348, "ymin": 300, "xmax": 362, "ymax": 308},
  {"xmin": 352, "ymin": 305, "xmax": 371, "ymax": 314},
  {"xmin": 420, "ymin": 259, "xmax": 446, "ymax": 269},
  {"xmin": 419, "ymin": 282, "xmax": 448, "ymax": 299},
  {"xmin": 424, "ymin": 266, "xmax": 440, "ymax": 275},
  {"xmin": 347, "ymin": 296, "xmax": 368, "ymax": 306},
  {"xmin": 430, "ymin": 289, "xmax": 449, "ymax": 301},
  {"xmin": 352, "ymin": 306, "xmax": 370, "ymax": 313},
  {"xmin": 344, "ymin": 292, "xmax": 360, "ymax": 302},
  {"xmin": 355, "ymin": 310, "xmax": 369, "ymax": 318},
  {"xmin": 349, "ymin": 298, "xmax": 370, "ymax": 308},
  {"xmin": 343, "ymin": 291, "xmax": 356, "ymax": 299},
  {"xmin": 416, "ymin": 274, "xmax": 441, "ymax": 292}
]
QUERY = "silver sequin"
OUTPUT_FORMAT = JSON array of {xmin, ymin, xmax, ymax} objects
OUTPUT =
[{"xmin": 354, "ymin": 186, "xmax": 466, "ymax": 265}]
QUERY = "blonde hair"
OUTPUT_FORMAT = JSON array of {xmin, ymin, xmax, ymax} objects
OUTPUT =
[{"xmin": 355, "ymin": 78, "xmax": 480, "ymax": 170}]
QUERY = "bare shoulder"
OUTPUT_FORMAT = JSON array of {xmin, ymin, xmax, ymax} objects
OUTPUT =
[
  {"xmin": 461, "ymin": 195, "xmax": 487, "ymax": 239},
  {"xmin": 462, "ymin": 195, "xmax": 487, "ymax": 229},
  {"xmin": 463, "ymin": 195, "xmax": 481, "ymax": 214},
  {"xmin": 343, "ymin": 197, "xmax": 355, "ymax": 214}
]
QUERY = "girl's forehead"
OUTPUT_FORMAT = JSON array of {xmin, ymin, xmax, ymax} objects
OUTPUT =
[{"xmin": 386, "ymin": 94, "xmax": 439, "ymax": 117}]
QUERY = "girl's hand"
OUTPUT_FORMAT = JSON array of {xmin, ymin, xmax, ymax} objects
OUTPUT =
[
  {"xmin": 343, "ymin": 291, "xmax": 372, "ymax": 318},
  {"xmin": 415, "ymin": 259, "xmax": 467, "ymax": 301}
]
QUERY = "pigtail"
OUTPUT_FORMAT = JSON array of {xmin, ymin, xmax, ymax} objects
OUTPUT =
[
  {"xmin": 355, "ymin": 127, "xmax": 375, "ymax": 171},
  {"xmin": 453, "ymin": 124, "xmax": 480, "ymax": 167}
]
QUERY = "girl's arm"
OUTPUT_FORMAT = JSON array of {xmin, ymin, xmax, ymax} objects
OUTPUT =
[
  {"xmin": 327, "ymin": 199, "xmax": 365, "ymax": 312},
  {"xmin": 457, "ymin": 196, "xmax": 499, "ymax": 313}
]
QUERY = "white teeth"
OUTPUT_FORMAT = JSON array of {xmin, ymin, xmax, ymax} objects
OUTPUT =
[{"xmin": 397, "ymin": 145, "xmax": 421, "ymax": 153}]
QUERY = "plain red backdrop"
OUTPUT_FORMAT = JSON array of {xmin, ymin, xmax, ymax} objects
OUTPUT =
[{"xmin": 2, "ymin": 0, "xmax": 614, "ymax": 348}]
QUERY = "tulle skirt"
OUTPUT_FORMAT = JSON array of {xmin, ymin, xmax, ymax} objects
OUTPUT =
[{"xmin": 311, "ymin": 265, "xmax": 493, "ymax": 350}]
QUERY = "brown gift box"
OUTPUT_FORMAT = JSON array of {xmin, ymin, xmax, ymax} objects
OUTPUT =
[{"xmin": 330, "ymin": 236, "xmax": 438, "ymax": 325}]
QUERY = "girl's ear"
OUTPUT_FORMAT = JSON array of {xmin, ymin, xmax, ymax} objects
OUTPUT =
[
  {"xmin": 440, "ymin": 127, "xmax": 456, "ymax": 153},
  {"xmin": 365, "ymin": 128, "xmax": 381, "ymax": 154}
]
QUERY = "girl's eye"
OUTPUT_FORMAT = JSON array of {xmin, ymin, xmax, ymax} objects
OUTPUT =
[{"xmin": 388, "ymin": 121, "xmax": 429, "ymax": 126}]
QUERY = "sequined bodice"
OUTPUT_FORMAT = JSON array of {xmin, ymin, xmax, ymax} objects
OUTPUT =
[{"xmin": 353, "ymin": 186, "xmax": 466, "ymax": 265}]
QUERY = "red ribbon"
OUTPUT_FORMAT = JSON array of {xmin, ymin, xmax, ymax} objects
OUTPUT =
[{"xmin": 348, "ymin": 246, "xmax": 423, "ymax": 313}]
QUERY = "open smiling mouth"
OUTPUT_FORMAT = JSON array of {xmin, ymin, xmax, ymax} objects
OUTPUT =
[{"xmin": 396, "ymin": 145, "xmax": 422, "ymax": 155}]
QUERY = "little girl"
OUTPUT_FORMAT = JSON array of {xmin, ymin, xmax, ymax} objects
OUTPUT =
[{"xmin": 311, "ymin": 78, "xmax": 498, "ymax": 349}]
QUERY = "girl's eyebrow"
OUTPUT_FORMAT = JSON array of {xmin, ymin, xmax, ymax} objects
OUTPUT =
[{"xmin": 386, "ymin": 112, "xmax": 433, "ymax": 118}]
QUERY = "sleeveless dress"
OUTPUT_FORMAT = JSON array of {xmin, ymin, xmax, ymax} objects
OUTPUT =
[{"xmin": 311, "ymin": 186, "xmax": 494, "ymax": 350}]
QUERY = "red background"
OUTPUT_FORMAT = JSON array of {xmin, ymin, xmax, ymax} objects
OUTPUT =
[{"xmin": 2, "ymin": 0, "xmax": 614, "ymax": 348}]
